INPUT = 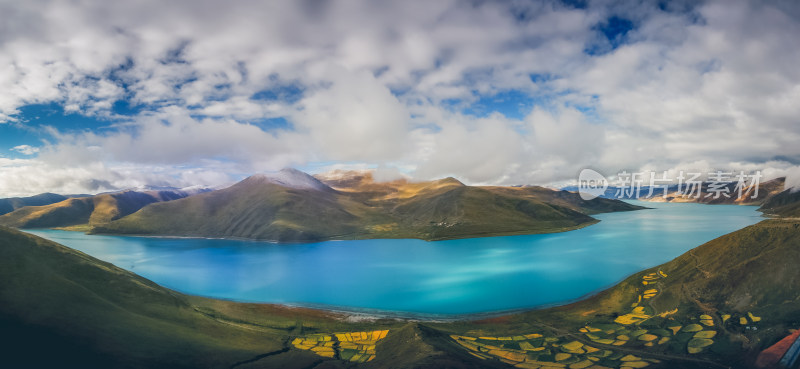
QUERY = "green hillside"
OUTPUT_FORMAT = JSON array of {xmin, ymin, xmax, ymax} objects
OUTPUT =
[
  {"xmin": 0, "ymin": 225, "xmax": 282, "ymax": 368},
  {"xmin": 95, "ymin": 176, "xmax": 364, "ymax": 241},
  {"xmin": 436, "ymin": 218, "xmax": 800, "ymax": 369},
  {"xmin": 0, "ymin": 190, "xmax": 198, "ymax": 230},
  {"xmin": 0, "ymin": 192, "xmax": 73, "ymax": 216},
  {"xmin": 94, "ymin": 169, "xmax": 643, "ymax": 242},
  {"xmin": 382, "ymin": 183, "xmax": 599, "ymax": 240},
  {"xmin": 759, "ymin": 188, "xmax": 800, "ymax": 217}
]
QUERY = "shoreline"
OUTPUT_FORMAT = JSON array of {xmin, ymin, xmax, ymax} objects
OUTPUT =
[
  {"xmin": 18, "ymin": 202, "xmax": 763, "ymax": 324},
  {"xmin": 221, "ymin": 285, "xmax": 616, "ymax": 323},
  {"xmin": 27, "ymin": 218, "xmax": 604, "ymax": 244}
]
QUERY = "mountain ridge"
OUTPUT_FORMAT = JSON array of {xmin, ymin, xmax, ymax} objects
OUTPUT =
[
  {"xmin": 250, "ymin": 167, "xmax": 334, "ymax": 192},
  {"xmin": 0, "ymin": 192, "xmax": 85, "ymax": 216},
  {"xmin": 92, "ymin": 169, "xmax": 643, "ymax": 242},
  {"xmin": 0, "ymin": 188, "xmax": 210, "ymax": 229},
  {"xmin": 758, "ymin": 187, "xmax": 800, "ymax": 217}
]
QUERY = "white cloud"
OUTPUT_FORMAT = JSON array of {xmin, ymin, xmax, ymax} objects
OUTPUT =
[
  {"xmin": 784, "ymin": 167, "xmax": 800, "ymax": 192},
  {"xmin": 38, "ymin": 107, "xmax": 309, "ymax": 171},
  {"xmin": 0, "ymin": 156, "xmax": 236, "ymax": 197},
  {"xmin": 0, "ymin": 0, "xmax": 799, "ymax": 196},
  {"xmin": 292, "ymin": 68, "xmax": 411, "ymax": 162},
  {"xmin": 10, "ymin": 145, "xmax": 39, "ymax": 155},
  {"xmin": 413, "ymin": 112, "xmax": 526, "ymax": 183}
]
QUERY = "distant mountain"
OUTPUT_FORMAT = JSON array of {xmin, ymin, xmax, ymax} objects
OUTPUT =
[
  {"xmin": 758, "ymin": 187, "xmax": 800, "ymax": 217},
  {"xmin": 93, "ymin": 169, "xmax": 644, "ymax": 242},
  {"xmin": 95, "ymin": 170, "xmax": 361, "ymax": 241},
  {"xmin": 637, "ymin": 177, "xmax": 785, "ymax": 205},
  {"xmin": 255, "ymin": 167, "xmax": 334, "ymax": 191},
  {"xmin": 319, "ymin": 170, "xmax": 645, "ymax": 216},
  {"xmin": 125, "ymin": 184, "xmax": 216, "ymax": 196},
  {"xmin": 0, "ymin": 193, "xmax": 85, "ymax": 216},
  {"xmin": 0, "ymin": 188, "xmax": 210, "ymax": 229}
]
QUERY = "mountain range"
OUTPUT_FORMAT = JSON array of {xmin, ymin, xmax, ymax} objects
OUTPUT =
[
  {"xmin": 0, "ymin": 187, "xmax": 209, "ymax": 230},
  {"xmin": 90, "ymin": 168, "xmax": 643, "ymax": 242},
  {"xmin": 4, "ymin": 169, "xmax": 794, "ymax": 243},
  {"xmin": 0, "ymin": 192, "xmax": 88, "ymax": 216}
]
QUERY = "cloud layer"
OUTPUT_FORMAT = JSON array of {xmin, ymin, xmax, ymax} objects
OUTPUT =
[{"xmin": 0, "ymin": 0, "xmax": 798, "ymax": 196}]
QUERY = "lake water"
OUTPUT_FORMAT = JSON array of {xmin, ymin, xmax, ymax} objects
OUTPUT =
[{"xmin": 26, "ymin": 201, "xmax": 762, "ymax": 317}]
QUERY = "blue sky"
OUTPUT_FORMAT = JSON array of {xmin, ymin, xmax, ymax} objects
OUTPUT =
[
  {"xmin": 1, "ymin": 0, "xmax": 799, "ymax": 196},
  {"xmin": 2, "ymin": 104, "xmax": 112, "ymax": 158}
]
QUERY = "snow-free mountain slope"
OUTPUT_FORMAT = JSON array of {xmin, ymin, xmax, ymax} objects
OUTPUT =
[
  {"xmin": 95, "ymin": 169, "xmax": 644, "ymax": 242},
  {"xmin": 0, "ymin": 188, "xmax": 208, "ymax": 229}
]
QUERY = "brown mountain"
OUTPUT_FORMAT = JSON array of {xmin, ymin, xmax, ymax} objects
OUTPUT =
[
  {"xmin": 636, "ymin": 177, "xmax": 786, "ymax": 205},
  {"xmin": 758, "ymin": 186, "xmax": 800, "ymax": 217},
  {"xmin": 93, "ymin": 169, "xmax": 643, "ymax": 242},
  {"xmin": 0, "ymin": 193, "xmax": 79, "ymax": 216},
  {"xmin": 0, "ymin": 189, "xmax": 207, "ymax": 229}
]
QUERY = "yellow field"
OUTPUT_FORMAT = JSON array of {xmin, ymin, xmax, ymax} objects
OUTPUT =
[
  {"xmin": 657, "ymin": 308, "xmax": 678, "ymax": 318},
  {"xmin": 291, "ymin": 330, "xmax": 389, "ymax": 362},
  {"xmin": 451, "ymin": 329, "xmax": 663, "ymax": 369},
  {"xmin": 449, "ymin": 268, "xmax": 724, "ymax": 367},
  {"xmin": 681, "ymin": 324, "xmax": 703, "ymax": 333},
  {"xmin": 694, "ymin": 331, "xmax": 717, "ymax": 339}
]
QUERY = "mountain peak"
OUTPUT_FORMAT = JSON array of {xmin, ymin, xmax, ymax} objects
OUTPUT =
[
  {"xmin": 249, "ymin": 168, "xmax": 332, "ymax": 191},
  {"xmin": 435, "ymin": 177, "xmax": 465, "ymax": 186}
]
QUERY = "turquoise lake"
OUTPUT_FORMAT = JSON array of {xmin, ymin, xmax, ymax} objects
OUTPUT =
[{"xmin": 26, "ymin": 201, "xmax": 762, "ymax": 317}]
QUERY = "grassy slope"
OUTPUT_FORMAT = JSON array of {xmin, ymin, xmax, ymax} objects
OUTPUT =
[
  {"xmin": 436, "ymin": 218, "xmax": 800, "ymax": 368},
  {"xmin": 483, "ymin": 185, "xmax": 647, "ymax": 215},
  {"xmin": 95, "ymin": 174, "xmax": 643, "ymax": 242},
  {"xmin": 0, "ymin": 226, "xmax": 304, "ymax": 368},
  {"xmin": 93, "ymin": 177, "xmax": 364, "ymax": 241},
  {"xmin": 0, "ymin": 192, "xmax": 71, "ymax": 216},
  {"xmin": 0, "ymin": 190, "xmax": 191, "ymax": 229},
  {"xmin": 382, "ymin": 184, "xmax": 598, "ymax": 240},
  {"xmin": 326, "ymin": 173, "xmax": 644, "ymax": 240},
  {"xmin": 759, "ymin": 188, "xmax": 800, "ymax": 217}
]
